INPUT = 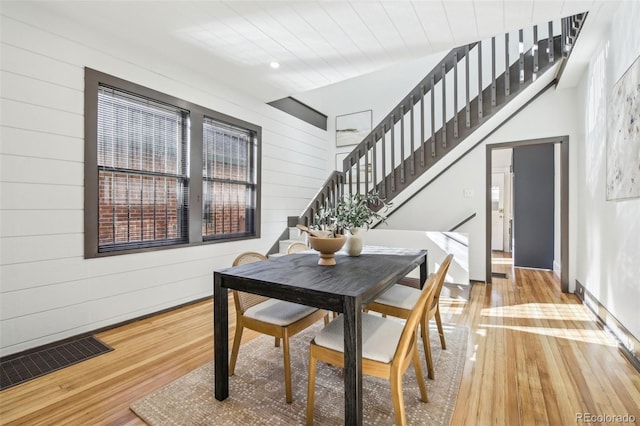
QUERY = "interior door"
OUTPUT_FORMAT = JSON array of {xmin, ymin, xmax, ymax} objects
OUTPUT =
[
  {"xmin": 512, "ymin": 144, "xmax": 554, "ymax": 270},
  {"xmin": 491, "ymin": 173, "xmax": 504, "ymax": 251}
]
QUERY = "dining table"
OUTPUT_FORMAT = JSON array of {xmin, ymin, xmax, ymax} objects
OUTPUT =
[{"xmin": 213, "ymin": 245, "xmax": 428, "ymax": 425}]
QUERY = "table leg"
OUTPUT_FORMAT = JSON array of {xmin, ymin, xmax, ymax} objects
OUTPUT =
[
  {"xmin": 342, "ymin": 296, "xmax": 362, "ymax": 425},
  {"xmin": 420, "ymin": 253, "xmax": 428, "ymax": 288},
  {"xmin": 214, "ymin": 272, "xmax": 229, "ymax": 400}
]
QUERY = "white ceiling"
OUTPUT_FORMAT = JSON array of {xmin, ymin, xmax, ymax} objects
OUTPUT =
[{"xmin": 38, "ymin": 1, "xmax": 618, "ymax": 103}]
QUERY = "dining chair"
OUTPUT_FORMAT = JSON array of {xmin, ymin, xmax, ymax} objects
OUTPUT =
[
  {"xmin": 229, "ymin": 251, "xmax": 328, "ymax": 403},
  {"xmin": 276, "ymin": 241, "xmax": 314, "ymax": 347},
  {"xmin": 306, "ymin": 273, "xmax": 438, "ymax": 425},
  {"xmin": 287, "ymin": 241, "xmax": 309, "ymax": 254},
  {"xmin": 365, "ymin": 254, "xmax": 453, "ymax": 380}
]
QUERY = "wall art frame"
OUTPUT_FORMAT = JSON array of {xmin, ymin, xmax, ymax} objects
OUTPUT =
[
  {"xmin": 606, "ymin": 54, "xmax": 640, "ymax": 201},
  {"xmin": 336, "ymin": 110, "xmax": 372, "ymax": 147}
]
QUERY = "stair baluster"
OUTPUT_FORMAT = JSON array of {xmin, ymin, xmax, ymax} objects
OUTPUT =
[
  {"xmin": 442, "ymin": 64, "xmax": 447, "ymax": 147},
  {"xmin": 505, "ymin": 33, "xmax": 510, "ymax": 96},
  {"xmin": 548, "ymin": 21, "xmax": 554, "ymax": 63},
  {"xmin": 400, "ymin": 106, "xmax": 405, "ymax": 184},
  {"xmin": 409, "ymin": 96, "xmax": 415, "ymax": 175},
  {"xmin": 454, "ymin": 52, "xmax": 459, "ymax": 137},
  {"xmin": 465, "ymin": 45, "xmax": 471, "ymax": 128},
  {"xmin": 430, "ymin": 76, "xmax": 436, "ymax": 157},
  {"xmin": 420, "ymin": 87, "xmax": 426, "ymax": 165},
  {"xmin": 390, "ymin": 117, "xmax": 395, "ymax": 192},
  {"xmin": 478, "ymin": 41, "xmax": 484, "ymax": 119},
  {"xmin": 519, "ymin": 29, "xmax": 525, "ymax": 84},
  {"xmin": 491, "ymin": 37, "xmax": 497, "ymax": 107},
  {"xmin": 533, "ymin": 26, "xmax": 539, "ymax": 77}
]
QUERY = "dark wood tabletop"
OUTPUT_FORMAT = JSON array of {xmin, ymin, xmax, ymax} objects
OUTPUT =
[{"xmin": 213, "ymin": 246, "xmax": 428, "ymax": 425}]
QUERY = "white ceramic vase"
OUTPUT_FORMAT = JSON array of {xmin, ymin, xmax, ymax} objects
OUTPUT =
[{"xmin": 345, "ymin": 227, "xmax": 363, "ymax": 256}]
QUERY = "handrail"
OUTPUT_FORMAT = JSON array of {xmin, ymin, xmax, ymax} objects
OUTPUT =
[
  {"xmin": 440, "ymin": 232, "xmax": 469, "ymax": 248},
  {"xmin": 297, "ymin": 170, "xmax": 345, "ymax": 227},
  {"xmin": 449, "ymin": 213, "xmax": 477, "ymax": 232}
]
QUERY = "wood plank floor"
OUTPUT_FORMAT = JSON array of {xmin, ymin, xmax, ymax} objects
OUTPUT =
[{"xmin": 1, "ymin": 256, "xmax": 639, "ymax": 425}]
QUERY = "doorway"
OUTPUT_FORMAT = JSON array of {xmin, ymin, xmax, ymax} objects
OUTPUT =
[
  {"xmin": 485, "ymin": 136, "xmax": 569, "ymax": 292},
  {"xmin": 491, "ymin": 148, "xmax": 513, "ymax": 254},
  {"xmin": 512, "ymin": 143, "xmax": 555, "ymax": 270}
]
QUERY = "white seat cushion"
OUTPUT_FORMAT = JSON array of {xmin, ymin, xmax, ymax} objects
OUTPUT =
[
  {"xmin": 373, "ymin": 284, "xmax": 420, "ymax": 311},
  {"xmin": 244, "ymin": 299, "xmax": 319, "ymax": 326},
  {"xmin": 313, "ymin": 313, "xmax": 404, "ymax": 363}
]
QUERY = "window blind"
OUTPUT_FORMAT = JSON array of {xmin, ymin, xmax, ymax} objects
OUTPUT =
[
  {"xmin": 202, "ymin": 118, "xmax": 255, "ymax": 239},
  {"xmin": 97, "ymin": 85, "xmax": 189, "ymax": 251}
]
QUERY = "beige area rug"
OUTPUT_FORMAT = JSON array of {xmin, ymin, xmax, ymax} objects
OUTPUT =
[{"xmin": 131, "ymin": 321, "xmax": 469, "ymax": 425}]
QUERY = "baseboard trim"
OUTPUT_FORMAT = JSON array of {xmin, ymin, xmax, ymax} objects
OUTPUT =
[
  {"xmin": 575, "ymin": 280, "xmax": 640, "ymax": 373},
  {"xmin": 552, "ymin": 260, "xmax": 561, "ymax": 278},
  {"xmin": 0, "ymin": 296, "xmax": 212, "ymax": 363}
]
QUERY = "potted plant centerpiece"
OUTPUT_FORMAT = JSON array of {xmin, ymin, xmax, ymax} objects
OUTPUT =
[
  {"xmin": 303, "ymin": 206, "xmax": 347, "ymax": 266},
  {"xmin": 304, "ymin": 192, "xmax": 391, "ymax": 264},
  {"xmin": 334, "ymin": 192, "xmax": 391, "ymax": 256}
]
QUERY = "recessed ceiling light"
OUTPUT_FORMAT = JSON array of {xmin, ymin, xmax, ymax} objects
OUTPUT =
[{"xmin": 270, "ymin": 61, "xmax": 280, "ymax": 69}]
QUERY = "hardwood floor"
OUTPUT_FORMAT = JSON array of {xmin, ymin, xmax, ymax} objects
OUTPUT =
[{"xmin": 1, "ymin": 258, "xmax": 639, "ymax": 425}]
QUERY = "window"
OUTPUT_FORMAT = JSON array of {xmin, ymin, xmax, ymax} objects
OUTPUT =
[
  {"xmin": 97, "ymin": 87, "xmax": 189, "ymax": 251},
  {"xmin": 202, "ymin": 119, "xmax": 256, "ymax": 239},
  {"xmin": 85, "ymin": 68, "xmax": 261, "ymax": 257}
]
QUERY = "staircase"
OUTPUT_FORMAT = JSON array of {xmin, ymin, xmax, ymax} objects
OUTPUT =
[
  {"xmin": 268, "ymin": 13, "xmax": 586, "ymax": 256},
  {"xmin": 268, "ymin": 225, "xmax": 307, "ymax": 258}
]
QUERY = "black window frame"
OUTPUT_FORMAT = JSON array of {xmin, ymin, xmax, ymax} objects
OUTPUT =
[
  {"xmin": 201, "ymin": 118, "xmax": 257, "ymax": 241},
  {"xmin": 84, "ymin": 68, "xmax": 261, "ymax": 258}
]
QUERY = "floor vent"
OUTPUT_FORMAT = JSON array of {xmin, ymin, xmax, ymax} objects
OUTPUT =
[
  {"xmin": 492, "ymin": 272, "xmax": 508, "ymax": 279},
  {"xmin": 0, "ymin": 336, "xmax": 113, "ymax": 390}
]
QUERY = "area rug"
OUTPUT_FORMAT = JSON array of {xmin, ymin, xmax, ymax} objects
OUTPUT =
[{"xmin": 131, "ymin": 321, "xmax": 468, "ymax": 425}]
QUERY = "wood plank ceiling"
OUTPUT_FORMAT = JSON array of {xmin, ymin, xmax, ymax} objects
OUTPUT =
[{"xmin": 37, "ymin": 1, "xmax": 599, "ymax": 101}]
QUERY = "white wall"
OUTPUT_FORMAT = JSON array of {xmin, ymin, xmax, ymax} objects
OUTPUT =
[
  {"xmin": 363, "ymin": 229, "xmax": 470, "ymax": 286},
  {"xmin": 575, "ymin": 1, "xmax": 640, "ymax": 342},
  {"xmin": 0, "ymin": 3, "xmax": 330, "ymax": 356},
  {"xmin": 296, "ymin": 52, "xmax": 445, "ymax": 175},
  {"xmin": 384, "ymin": 82, "xmax": 579, "ymax": 283}
]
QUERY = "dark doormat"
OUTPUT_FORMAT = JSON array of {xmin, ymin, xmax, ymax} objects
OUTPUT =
[{"xmin": 0, "ymin": 336, "xmax": 113, "ymax": 390}]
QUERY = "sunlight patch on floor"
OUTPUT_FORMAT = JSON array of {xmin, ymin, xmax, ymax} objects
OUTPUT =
[
  {"xmin": 443, "ymin": 306, "xmax": 466, "ymax": 315},
  {"xmin": 441, "ymin": 299, "xmax": 467, "ymax": 315},
  {"xmin": 481, "ymin": 303, "xmax": 593, "ymax": 321},
  {"xmin": 480, "ymin": 323, "xmax": 617, "ymax": 346}
]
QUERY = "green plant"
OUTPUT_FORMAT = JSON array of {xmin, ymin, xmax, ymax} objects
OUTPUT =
[
  {"xmin": 311, "ymin": 206, "xmax": 337, "ymax": 235},
  {"xmin": 311, "ymin": 192, "xmax": 391, "ymax": 236},
  {"xmin": 336, "ymin": 192, "xmax": 390, "ymax": 232}
]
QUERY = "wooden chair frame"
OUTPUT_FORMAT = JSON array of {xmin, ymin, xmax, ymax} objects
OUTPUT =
[
  {"xmin": 230, "ymin": 252, "xmax": 328, "ymax": 403},
  {"xmin": 306, "ymin": 273, "xmax": 439, "ymax": 425},
  {"xmin": 365, "ymin": 254, "xmax": 453, "ymax": 379},
  {"xmin": 286, "ymin": 241, "xmax": 309, "ymax": 254}
]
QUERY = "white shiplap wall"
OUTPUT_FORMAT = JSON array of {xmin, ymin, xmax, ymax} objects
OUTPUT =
[{"xmin": 0, "ymin": 3, "xmax": 329, "ymax": 356}]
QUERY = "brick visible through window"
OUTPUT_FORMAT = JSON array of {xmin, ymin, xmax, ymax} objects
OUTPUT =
[
  {"xmin": 96, "ymin": 86, "xmax": 188, "ymax": 252},
  {"xmin": 202, "ymin": 119, "xmax": 255, "ymax": 239}
]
